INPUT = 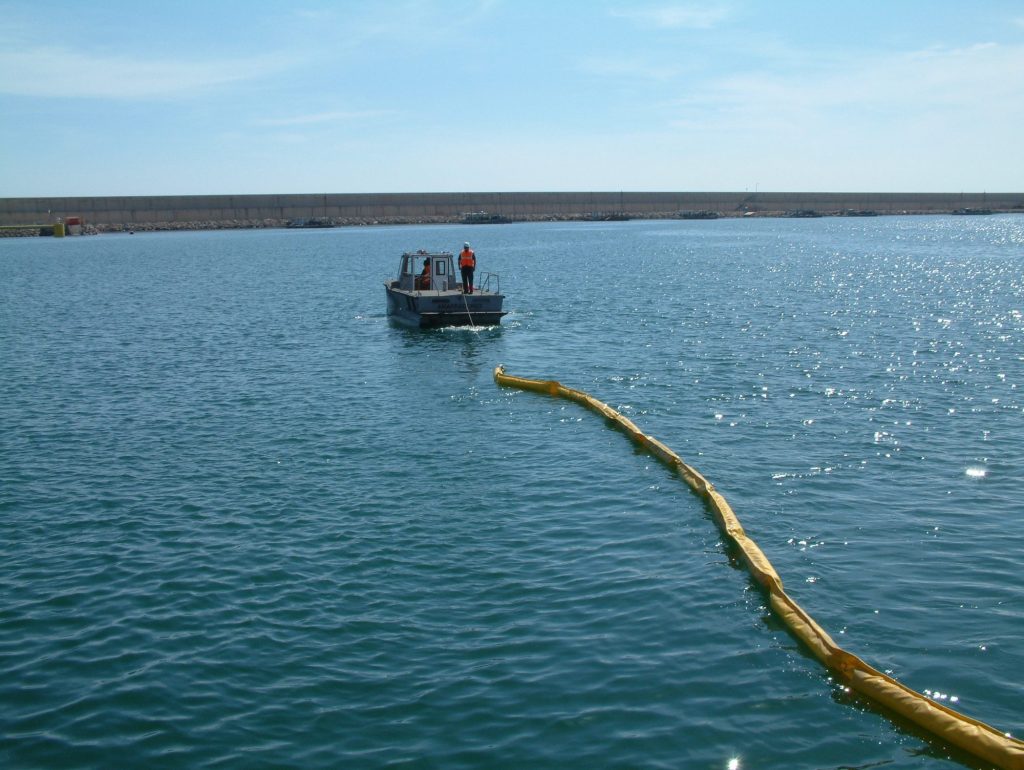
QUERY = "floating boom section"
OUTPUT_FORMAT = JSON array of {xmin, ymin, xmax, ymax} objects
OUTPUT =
[{"xmin": 493, "ymin": 365, "xmax": 1023, "ymax": 770}]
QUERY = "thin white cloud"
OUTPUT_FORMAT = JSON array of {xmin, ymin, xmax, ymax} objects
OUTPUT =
[
  {"xmin": 321, "ymin": 0, "xmax": 500, "ymax": 48},
  {"xmin": 0, "ymin": 44, "xmax": 296, "ymax": 99},
  {"xmin": 255, "ymin": 109, "xmax": 394, "ymax": 127},
  {"xmin": 679, "ymin": 42, "xmax": 1024, "ymax": 118},
  {"xmin": 576, "ymin": 55, "xmax": 681, "ymax": 81},
  {"xmin": 268, "ymin": 132, "xmax": 311, "ymax": 145},
  {"xmin": 293, "ymin": 9, "xmax": 338, "ymax": 22},
  {"xmin": 610, "ymin": 4, "xmax": 730, "ymax": 30},
  {"xmin": 658, "ymin": 39, "xmax": 1024, "ymax": 192}
]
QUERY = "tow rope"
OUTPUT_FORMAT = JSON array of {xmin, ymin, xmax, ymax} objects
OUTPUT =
[{"xmin": 494, "ymin": 365, "xmax": 1023, "ymax": 770}]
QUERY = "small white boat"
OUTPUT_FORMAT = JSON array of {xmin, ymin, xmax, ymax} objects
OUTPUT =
[{"xmin": 384, "ymin": 251, "xmax": 507, "ymax": 328}]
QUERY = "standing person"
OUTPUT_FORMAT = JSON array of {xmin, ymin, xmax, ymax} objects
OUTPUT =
[{"xmin": 458, "ymin": 242, "xmax": 476, "ymax": 294}]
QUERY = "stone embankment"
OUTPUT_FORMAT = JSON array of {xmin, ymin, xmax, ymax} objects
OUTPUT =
[{"xmin": 3, "ymin": 191, "xmax": 1022, "ymax": 236}]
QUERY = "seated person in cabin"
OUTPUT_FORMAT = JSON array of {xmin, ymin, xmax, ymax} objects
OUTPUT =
[{"xmin": 417, "ymin": 258, "xmax": 431, "ymax": 289}]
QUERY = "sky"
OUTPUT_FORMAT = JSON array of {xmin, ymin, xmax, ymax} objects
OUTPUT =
[{"xmin": 1, "ymin": 0, "xmax": 1022, "ymax": 196}]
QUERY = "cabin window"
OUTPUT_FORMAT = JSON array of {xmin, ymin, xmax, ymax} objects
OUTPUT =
[{"xmin": 435, "ymin": 261, "xmax": 446, "ymax": 275}]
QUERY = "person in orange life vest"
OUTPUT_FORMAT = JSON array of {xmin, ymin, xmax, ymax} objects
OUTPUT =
[
  {"xmin": 419, "ymin": 257, "xmax": 431, "ymax": 289},
  {"xmin": 458, "ymin": 242, "xmax": 476, "ymax": 294}
]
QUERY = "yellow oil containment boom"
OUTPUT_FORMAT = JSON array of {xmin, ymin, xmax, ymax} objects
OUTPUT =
[{"xmin": 494, "ymin": 365, "xmax": 1023, "ymax": 770}]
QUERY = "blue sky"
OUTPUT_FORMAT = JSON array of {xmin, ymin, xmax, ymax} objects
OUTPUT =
[{"xmin": 2, "ymin": 1, "xmax": 1022, "ymax": 196}]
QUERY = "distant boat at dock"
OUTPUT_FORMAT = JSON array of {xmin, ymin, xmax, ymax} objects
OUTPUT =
[
  {"xmin": 286, "ymin": 217, "xmax": 335, "ymax": 228},
  {"xmin": 583, "ymin": 212, "xmax": 630, "ymax": 221},
  {"xmin": 461, "ymin": 211, "xmax": 510, "ymax": 224}
]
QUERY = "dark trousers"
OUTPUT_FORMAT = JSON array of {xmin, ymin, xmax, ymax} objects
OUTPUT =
[{"xmin": 460, "ymin": 267, "xmax": 474, "ymax": 292}]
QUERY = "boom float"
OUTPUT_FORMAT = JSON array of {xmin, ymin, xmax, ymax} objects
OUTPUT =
[{"xmin": 493, "ymin": 365, "xmax": 1023, "ymax": 770}]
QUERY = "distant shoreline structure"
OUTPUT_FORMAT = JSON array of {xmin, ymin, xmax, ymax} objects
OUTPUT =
[{"xmin": 1, "ymin": 191, "xmax": 1021, "ymax": 236}]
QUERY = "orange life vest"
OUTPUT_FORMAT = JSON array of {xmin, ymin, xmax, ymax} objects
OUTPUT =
[{"xmin": 459, "ymin": 249, "xmax": 476, "ymax": 268}]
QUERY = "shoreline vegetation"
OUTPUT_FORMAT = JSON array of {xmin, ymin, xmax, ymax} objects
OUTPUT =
[{"xmin": 0, "ymin": 207, "xmax": 1014, "ymax": 238}]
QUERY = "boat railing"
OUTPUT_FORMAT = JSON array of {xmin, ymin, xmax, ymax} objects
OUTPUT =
[
  {"xmin": 478, "ymin": 272, "xmax": 501, "ymax": 295},
  {"xmin": 415, "ymin": 274, "xmax": 457, "ymax": 292}
]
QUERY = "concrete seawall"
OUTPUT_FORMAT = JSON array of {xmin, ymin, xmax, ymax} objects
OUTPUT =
[{"xmin": 2, "ymin": 191, "xmax": 1022, "ymax": 228}]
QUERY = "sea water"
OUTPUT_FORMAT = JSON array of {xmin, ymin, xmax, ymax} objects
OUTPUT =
[{"xmin": 1, "ymin": 216, "xmax": 1021, "ymax": 769}]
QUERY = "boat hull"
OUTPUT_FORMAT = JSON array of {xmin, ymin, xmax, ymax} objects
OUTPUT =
[{"xmin": 385, "ymin": 285, "xmax": 506, "ymax": 328}]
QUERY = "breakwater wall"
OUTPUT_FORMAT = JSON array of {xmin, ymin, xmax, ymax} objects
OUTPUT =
[{"xmin": 2, "ymin": 191, "xmax": 1022, "ymax": 228}]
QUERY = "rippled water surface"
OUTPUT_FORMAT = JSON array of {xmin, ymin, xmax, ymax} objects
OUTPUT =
[{"xmin": 2, "ymin": 217, "xmax": 1022, "ymax": 769}]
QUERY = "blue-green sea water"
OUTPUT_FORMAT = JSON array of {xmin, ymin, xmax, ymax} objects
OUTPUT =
[{"xmin": 1, "ymin": 217, "xmax": 1022, "ymax": 769}]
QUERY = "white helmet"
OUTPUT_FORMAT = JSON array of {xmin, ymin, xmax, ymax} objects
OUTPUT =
[{"xmin": 463, "ymin": 242, "xmax": 470, "ymax": 248}]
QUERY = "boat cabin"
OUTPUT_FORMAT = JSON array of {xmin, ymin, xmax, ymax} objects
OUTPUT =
[{"xmin": 396, "ymin": 251, "xmax": 456, "ymax": 292}]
